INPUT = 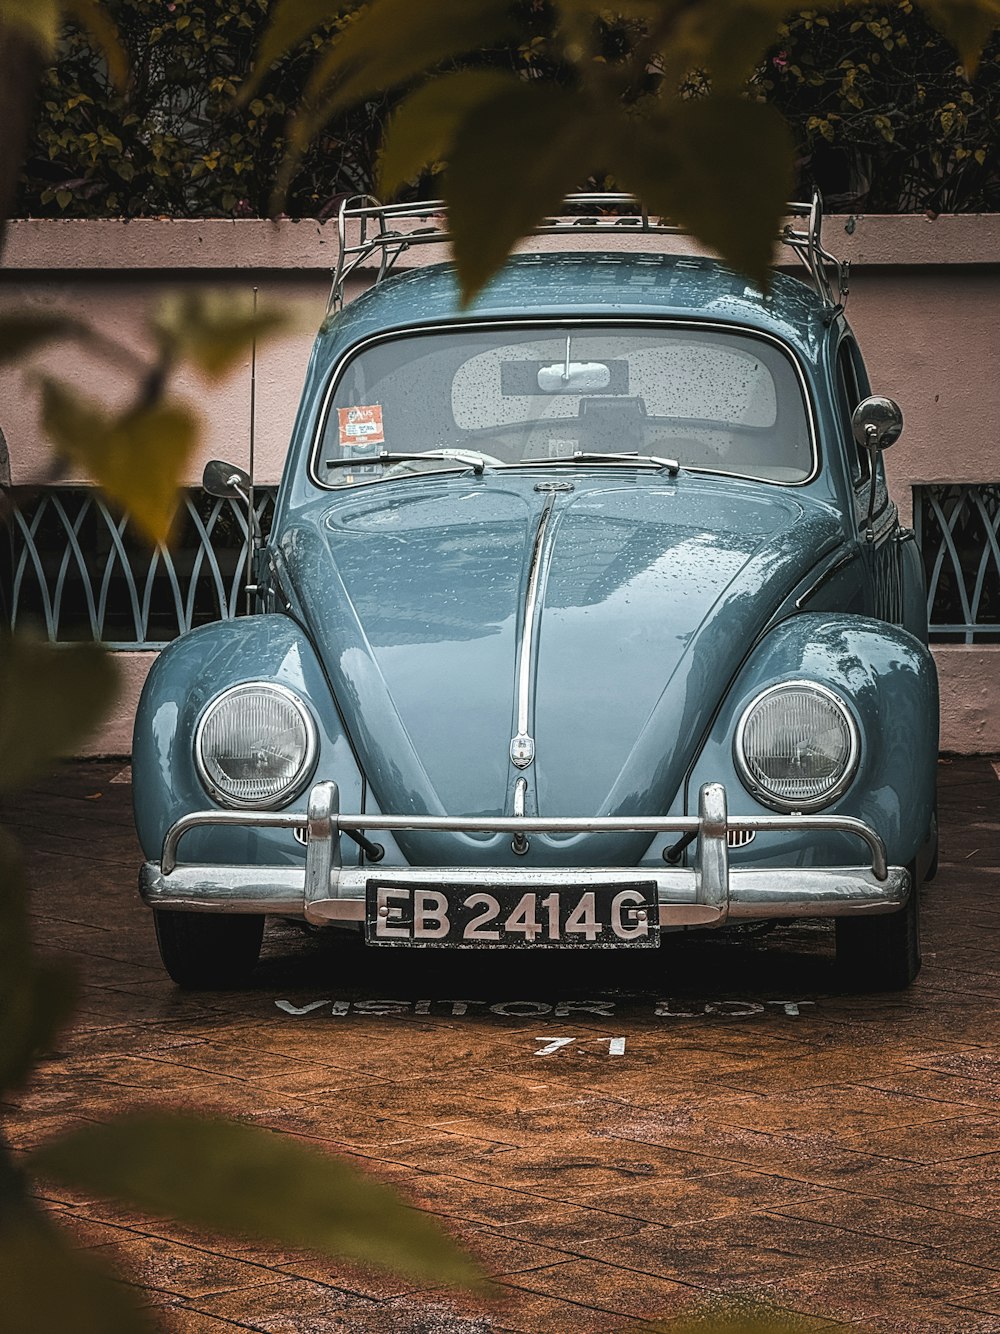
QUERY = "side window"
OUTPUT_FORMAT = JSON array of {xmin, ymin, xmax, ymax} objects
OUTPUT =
[{"xmin": 835, "ymin": 339, "xmax": 870, "ymax": 486}]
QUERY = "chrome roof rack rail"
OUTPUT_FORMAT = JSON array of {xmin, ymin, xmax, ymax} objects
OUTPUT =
[
  {"xmin": 779, "ymin": 193, "xmax": 850, "ymax": 308},
  {"xmin": 328, "ymin": 190, "xmax": 848, "ymax": 314}
]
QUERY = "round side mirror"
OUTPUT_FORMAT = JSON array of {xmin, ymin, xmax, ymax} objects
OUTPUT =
[
  {"xmin": 203, "ymin": 459, "xmax": 251, "ymax": 499},
  {"xmin": 851, "ymin": 396, "xmax": 903, "ymax": 452}
]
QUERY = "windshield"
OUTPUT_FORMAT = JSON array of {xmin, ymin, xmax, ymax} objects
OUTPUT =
[{"xmin": 314, "ymin": 323, "xmax": 814, "ymax": 486}]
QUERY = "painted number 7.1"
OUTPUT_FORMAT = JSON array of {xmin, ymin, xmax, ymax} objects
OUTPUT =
[{"xmin": 534, "ymin": 1037, "xmax": 626, "ymax": 1056}]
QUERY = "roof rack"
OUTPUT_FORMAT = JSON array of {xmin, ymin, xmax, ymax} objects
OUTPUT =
[{"xmin": 329, "ymin": 190, "xmax": 849, "ymax": 314}]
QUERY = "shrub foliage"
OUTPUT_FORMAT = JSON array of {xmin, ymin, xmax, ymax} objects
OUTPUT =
[
  {"xmin": 18, "ymin": 0, "xmax": 387, "ymax": 218},
  {"xmin": 15, "ymin": 0, "xmax": 1000, "ymax": 218},
  {"xmin": 764, "ymin": 3, "xmax": 1000, "ymax": 212}
]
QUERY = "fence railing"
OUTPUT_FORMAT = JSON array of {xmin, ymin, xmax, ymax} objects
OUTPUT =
[
  {"xmin": 3, "ymin": 487, "xmax": 276, "ymax": 648},
  {"xmin": 914, "ymin": 484, "xmax": 1000, "ymax": 643},
  {"xmin": 5, "ymin": 483, "xmax": 999, "ymax": 648}
]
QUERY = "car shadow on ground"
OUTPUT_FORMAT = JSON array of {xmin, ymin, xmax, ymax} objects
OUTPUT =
[{"xmin": 251, "ymin": 916, "xmax": 847, "ymax": 1007}]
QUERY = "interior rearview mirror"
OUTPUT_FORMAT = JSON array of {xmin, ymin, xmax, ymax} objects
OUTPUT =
[{"xmin": 537, "ymin": 361, "xmax": 612, "ymax": 394}]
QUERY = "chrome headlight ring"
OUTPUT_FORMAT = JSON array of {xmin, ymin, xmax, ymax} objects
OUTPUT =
[
  {"xmin": 734, "ymin": 679, "xmax": 860, "ymax": 813},
  {"xmin": 194, "ymin": 681, "xmax": 318, "ymax": 810}
]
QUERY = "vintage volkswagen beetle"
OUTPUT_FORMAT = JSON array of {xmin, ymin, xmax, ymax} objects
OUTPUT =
[{"xmin": 134, "ymin": 196, "xmax": 938, "ymax": 991}]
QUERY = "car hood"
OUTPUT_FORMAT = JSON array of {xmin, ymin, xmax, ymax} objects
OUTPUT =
[{"xmin": 278, "ymin": 473, "xmax": 842, "ymax": 865}]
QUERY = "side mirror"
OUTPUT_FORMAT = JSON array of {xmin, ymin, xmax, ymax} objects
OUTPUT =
[
  {"xmin": 851, "ymin": 396, "xmax": 903, "ymax": 452},
  {"xmin": 203, "ymin": 459, "xmax": 251, "ymax": 499}
]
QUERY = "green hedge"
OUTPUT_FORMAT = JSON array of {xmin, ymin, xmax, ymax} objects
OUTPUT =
[
  {"xmin": 17, "ymin": 0, "xmax": 385, "ymax": 219},
  {"xmin": 15, "ymin": 0, "xmax": 1000, "ymax": 219},
  {"xmin": 763, "ymin": 5, "xmax": 999, "ymax": 212}
]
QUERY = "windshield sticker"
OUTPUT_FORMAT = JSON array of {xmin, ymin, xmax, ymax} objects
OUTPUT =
[{"xmin": 338, "ymin": 404, "xmax": 385, "ymax": 449}]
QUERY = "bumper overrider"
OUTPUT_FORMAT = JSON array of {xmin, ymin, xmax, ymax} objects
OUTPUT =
[{"xmin": 139, "ymin": 781, "xmax": 909, "ymax": 930}]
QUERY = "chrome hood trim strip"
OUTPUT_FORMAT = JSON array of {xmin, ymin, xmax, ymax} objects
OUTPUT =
[{"xmin": 510, "ymin": 491, "xmax": 558, "ymax": 768}]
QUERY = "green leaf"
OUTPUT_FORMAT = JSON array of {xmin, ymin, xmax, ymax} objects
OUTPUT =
[
  {"xmin": 613, "ymin": 96, "xmax": 794, "ymax": 289},
  {"xmin": 445, "ymin": 82, "xmax": 598, "ymax": 304},
  {"xmin": 672, "ymin": 1, "xmax": 799, "ymax": 91},
  {"xmin": 917, "ymin": 0, "xmax": 1000, "ymax": 75},
  {"xmin": 264, "ymin": 0, "xmax": 517, "ymax": 208},
  {"xmin": 40, "ymin": 378, "xmax": 197, "ymax": 546},
  {"xmin": 254, "ymin": 0, "xmax": 514, "ymax": 108},
  {"xmin": 0, "ymin": 1210, "xmax": 151, "ymax": 1334},
  {"xmin": 0, "ymin": 636, "xmax": 118, "ymax": 793},
  {"xmin": 63, "ymin": 0, "xmax": 128, "ymax": 90},
  {"xmin": 250, "ymin": 0, "xmax": 353, "ymax": 78},
  {"xmin": 0, "ymin": 832, "xmax": 78, "ymax": 1092},
  {"xmin": 634, "ymin": 1291, "xmax": 831, "ymax": 1331},
  {"xmin": 314, "ymin": 0, "xmax": 516, "ymax": 110},
  {"xmin": 0, "ymin": 0, "xmax": 61, "ymax": 55},
  {"xmin": 28, "ymin": 1113, "xmax": 485, "ymax": 1288},
  {"xmin": 0, "ymin": 946, "xmax": 78, "ymax": 1092},
  {"xmin": 153, "ymin": 290, "xmax": 288, "ymax": 380},
  {"xmin": 0, "ymin": 312, "xmax": 87, "ymax": 365},
  {"xmin": 379, "ymin": 70, "xmax": 517, "ymax": 197}
]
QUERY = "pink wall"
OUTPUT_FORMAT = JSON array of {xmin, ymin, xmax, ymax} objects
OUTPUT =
[{"xmin": 1, "ymin": 214, "xmax": 997, "ymax": 754}]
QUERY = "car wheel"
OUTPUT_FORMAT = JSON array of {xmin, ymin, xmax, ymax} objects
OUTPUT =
[
  {"xmin": 153, "ymin": 909, "xmax": 265, "ymax": 989},
  {"xmin": 835, "ymin": 864, "xmax": 920, "ymax": 992}
]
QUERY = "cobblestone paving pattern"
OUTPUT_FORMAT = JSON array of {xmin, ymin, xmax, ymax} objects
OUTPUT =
[{"xmin": 3, "ymin": 758, "xmax": 1000, "ymax": 1332}]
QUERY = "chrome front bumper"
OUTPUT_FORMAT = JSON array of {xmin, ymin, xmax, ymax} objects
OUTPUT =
[{"xmin": 138, "ymin": 781, "xmax": 909, "ymax": 929}]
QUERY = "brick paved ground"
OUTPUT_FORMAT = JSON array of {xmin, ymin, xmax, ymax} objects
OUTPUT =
[{"xmin": 3, "ymin": 758, "xmax": 1000, "ymax": 1332}]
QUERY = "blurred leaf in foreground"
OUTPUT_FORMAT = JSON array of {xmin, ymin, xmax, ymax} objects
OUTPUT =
[
  {"xmin": 0, "ymin": 831, "xmax": 78, "ymax": 1092},
  {"xmin": 29, "ymin": 1112, "xmax": 486, "ymax": 1288},
  {"xmin": 258, "ymin": 0, "xmax": 516, "ymax": 205},
  {"xmin": 378, "ymin": 70, "xmax": 515, "ymax": 198},
  {"xmin": 62, "ymin": 0, "xmax": 128, "ymax": 89},
  {"xmin": 0, "ymin": 1208, "xmax": 150, "ymax": 1334},
  {"xmin": 154, "ymin": 290, "xmax": 289, "ymax": 380},
  {"xmin": 40, "ymin": 377, "xmax": 196, "ymax": 545},
  {"xmin": 445, "ymin": 81, "xmax": 597, "ymax": 303},
  {"xmin": 919, "ymin": 0, "xmax": 1000, "ymax": 75},
  {"xmin": 615, "ymin": 96, "xmax": 795, "ymax": 290},
  {"xmin": 253, "ymin": 0, "xmax": 513, "ymax": 109},
  {"xmin": 0, "ymin": 635, "xmax": 118, "ymax": 793},
  {"xmin": 0, "ymin": 0, "xmax": 61, "ymax": 56},
  {"xmin": 0, "ymin": 312, "xmax": 88, "ymax": 365},
  {"xmin": 0, "ymin": 942, "xmax": 78, "ymax": 1092},
  {"xmin": 0, "ymin": 0, "xmax": 126, "ymax": 86},
  {"xmin": 634, "ymin": 1292, "xmax": 833, "ymax": 1331}
]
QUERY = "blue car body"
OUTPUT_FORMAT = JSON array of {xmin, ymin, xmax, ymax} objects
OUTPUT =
[{"xmin": 135, "ymin": 233, "xmax": 938, "ymax": 988}]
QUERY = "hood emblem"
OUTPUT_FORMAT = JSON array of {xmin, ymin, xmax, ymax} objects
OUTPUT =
[{"xmin": 510, "ymin": 732, "xmax": 535, "ymax": 768}]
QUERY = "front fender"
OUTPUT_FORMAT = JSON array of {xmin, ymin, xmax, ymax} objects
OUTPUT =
[
  {"xmin": 132, "ymin": 614, "xmax": 363, "ymax": 866},
  {"xmin": 687, "ymin": 613, "xmax": 938, "ymax": 868}
]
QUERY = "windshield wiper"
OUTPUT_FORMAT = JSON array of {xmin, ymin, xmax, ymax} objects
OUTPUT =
[
  {"xmin": 326, "ymin": 449, "xmax": 489, "ymax": 476},
  {"xmin": 518, "ymin": 452, "xmax": 681, "ymax": 476}
]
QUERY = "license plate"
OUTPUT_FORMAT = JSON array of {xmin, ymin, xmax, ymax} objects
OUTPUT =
[{"xmin": 365, "ymin": 882, "xmax": 660, "ymax": 948}]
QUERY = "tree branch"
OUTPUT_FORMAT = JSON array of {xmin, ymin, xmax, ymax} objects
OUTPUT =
[{"xmin": 0, "ymin": 25, "xmax": 43, "ymax": 248}]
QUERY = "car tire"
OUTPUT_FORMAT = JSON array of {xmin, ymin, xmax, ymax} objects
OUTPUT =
[
  {"xmin": 153, "ymin": 909, "xmax": 265, "ymax": 989},
  {"xmin": 924, "ymin": 808, "xmax": 939, "ymax": 882},
  {"xmin": 835, "ymin": 864, "xmax": 920, "ymax": 992}
]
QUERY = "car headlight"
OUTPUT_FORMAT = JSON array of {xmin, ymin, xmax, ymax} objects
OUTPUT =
[
  {"xmin": 195, "ymin": 683, "xmax": 317, "ymax": 808},
  {"xmin": 734, "ymin": 681, "xmax": 859, "ymax": 811}
]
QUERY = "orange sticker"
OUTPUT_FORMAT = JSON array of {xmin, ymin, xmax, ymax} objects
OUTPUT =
[{"xmin": 338, "ymin": 404, "xmax": 385, "ymax": 449}]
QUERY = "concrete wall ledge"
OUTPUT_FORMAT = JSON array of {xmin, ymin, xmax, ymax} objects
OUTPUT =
[{"xmin": 2, "ymin": 212, "xmax": 999, "ymax": 272}]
